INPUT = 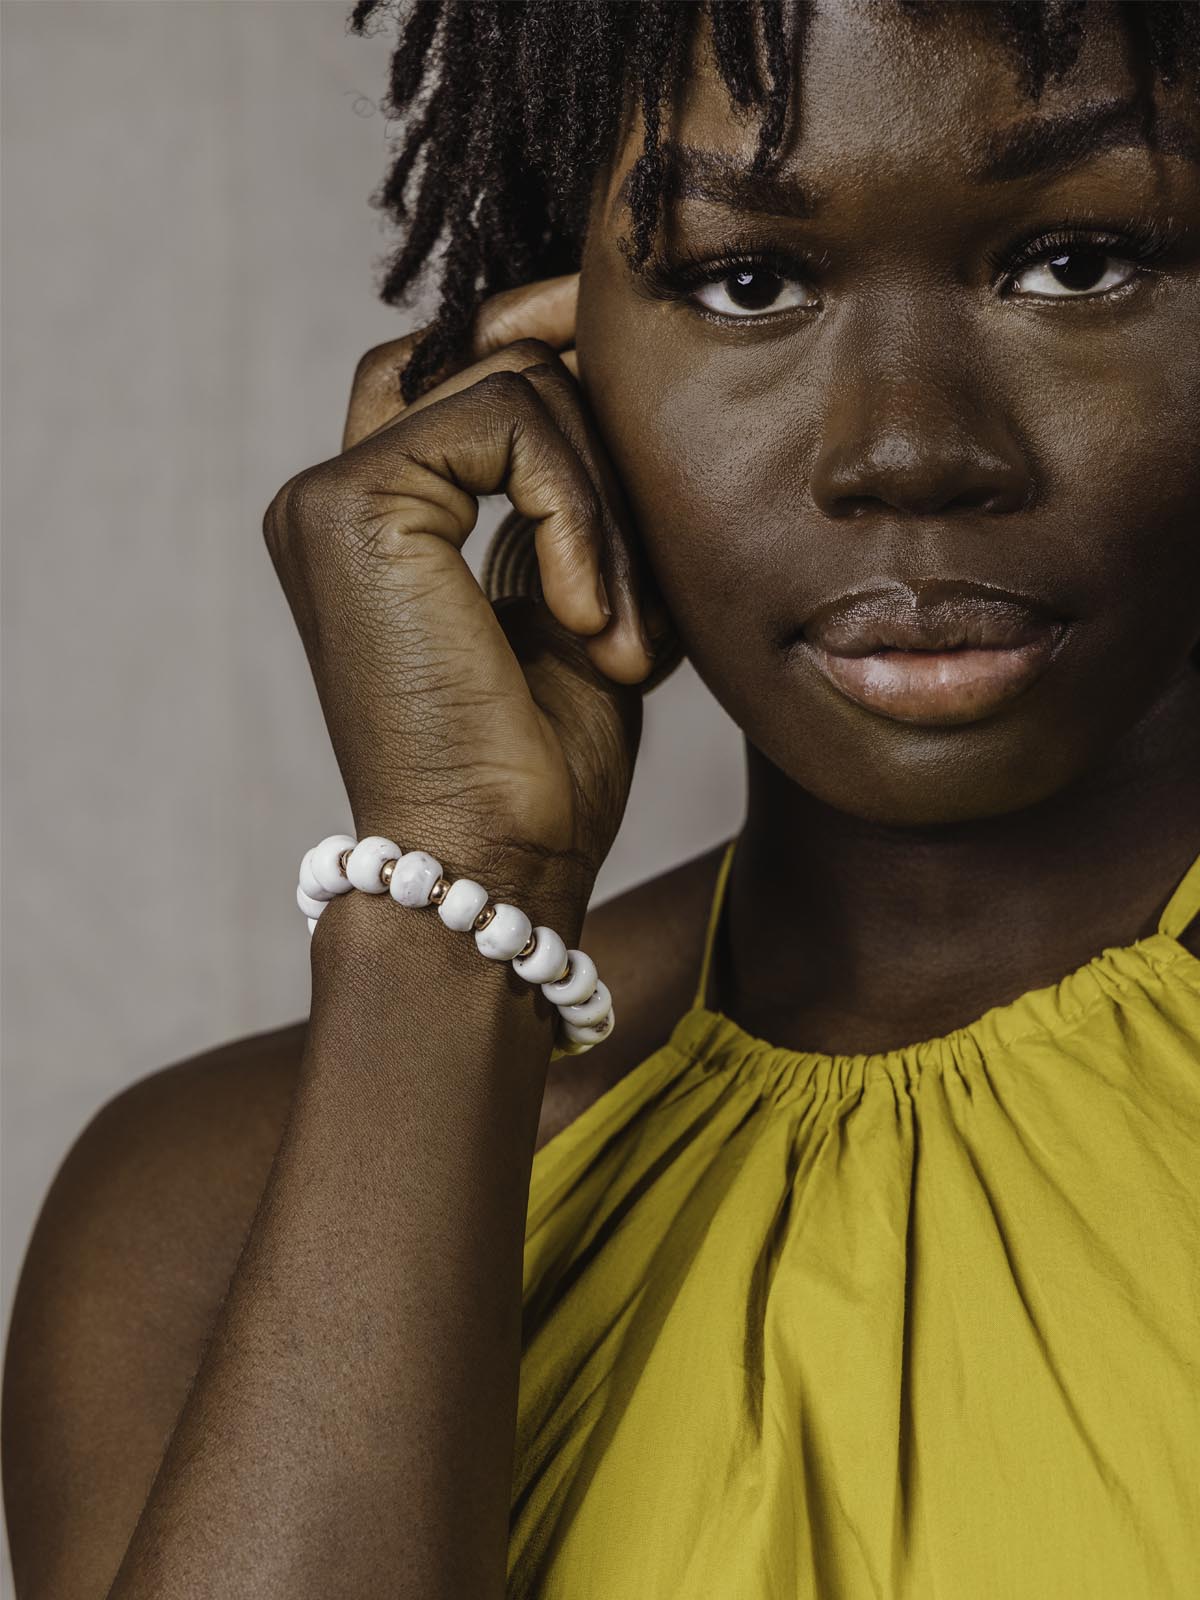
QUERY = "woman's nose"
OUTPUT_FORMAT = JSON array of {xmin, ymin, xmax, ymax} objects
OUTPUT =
[{"xmin": 807, "ymin": 363, "xmax": 1033, "ymax": 520}]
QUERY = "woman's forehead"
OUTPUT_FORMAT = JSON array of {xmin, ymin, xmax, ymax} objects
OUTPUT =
[{"xmin": 600, "ymin": 0, "xmax": 1198, "ymax": 218}]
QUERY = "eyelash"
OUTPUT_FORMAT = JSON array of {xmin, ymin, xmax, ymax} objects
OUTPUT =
[
  {"xmin": 641, "ymin": 216, "xmax": 1185, "ymax": 319},
  {"xmin": 984, "ymin": 215, "xmax": 1182, "ymax": 284}
]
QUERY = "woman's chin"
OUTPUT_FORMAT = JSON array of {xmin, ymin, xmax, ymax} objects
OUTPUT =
[{"xmin": 751, "ymin": 698, "xmax": 1102, "ymax": 829}]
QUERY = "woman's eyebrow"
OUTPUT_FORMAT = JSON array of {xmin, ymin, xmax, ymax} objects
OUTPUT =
[
  {"xmin": 612, "ymin": 97, "xmax": 1199, "ymax": 225},
  {"xmin": 969, "ymin": 95, "xmax": 1200, "ymax": 183},
  {"xmin": 612, "ymin": 141, "xmax": 822, "ymax": 221}
]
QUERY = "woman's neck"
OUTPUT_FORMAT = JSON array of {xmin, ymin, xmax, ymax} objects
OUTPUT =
[{"xmin": 724, "ymin": 664, "xmax": 1200, "ymax": 1057}]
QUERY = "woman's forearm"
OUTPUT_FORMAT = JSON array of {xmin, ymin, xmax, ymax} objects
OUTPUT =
[{"xmin": 106, "ymin": 877, "xmax": 585, "ymax": 1600}]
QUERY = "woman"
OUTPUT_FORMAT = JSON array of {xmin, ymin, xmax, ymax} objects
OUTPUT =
[{"xmin": 5, "ymin": 2, "xmax": 1199, "ymax": 1596}]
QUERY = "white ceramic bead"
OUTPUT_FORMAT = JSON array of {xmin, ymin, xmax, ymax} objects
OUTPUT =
[
  {"xmin": 439, "ymin": 877, "xmax": 489, "ymax": 932},
  {"xmin": 307, "ymin": 916, "xmax": 319, "ymax": 936},
  {"xmin": 347, "ymin": 835, "xmax": 402, "ymax": 893},
  {"xmin": 309, "ymin": 833, "xmax": 357, "ymax": 896},
  {"xmin": 560, "ymin": 1009, "xmax": 615, "ymax": 1046},
  {"xmin": 389, "ymin": 849, "xmax": 443, "ymax": 907},
  {"xmin": 542, "ymin": 949, "xmax": 597, "ymax": 1007},
  {"xmin": 475, "ymin": 902, "xmax": 533, "ymax": 960},
  {"xmin": 557, "ymin": 979, "xmax": 612, "ymax": 1028},
  {"xmin": 299, "ymin": 848, "xmax": 338, "ymax": 903},
  {"xmin": 297, "ymin": 884, "xmax": 327, "ymax": 920},
  {"xmin": 512, "ymin": 926, "xmax": 569, "ymax": 985}
]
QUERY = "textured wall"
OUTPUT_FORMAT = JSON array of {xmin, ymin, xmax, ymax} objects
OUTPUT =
[{"xmin": 1, "ymin": 3, "xmax": 742, "ymax": 1583}]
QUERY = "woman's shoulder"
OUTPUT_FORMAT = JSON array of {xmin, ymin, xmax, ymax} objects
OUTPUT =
[{"xmin": 2, "ymin": 1018, "xmax": 313, "ymax": 1588}]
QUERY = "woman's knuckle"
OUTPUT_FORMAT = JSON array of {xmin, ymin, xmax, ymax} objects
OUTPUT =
[
  {"xmin": 522, "ymin": 359, "xmax": 568, "ymax": 388},
  {"xmin": 285, "ymin": 467, "xmax": 331, "ymax": 530},
  {"xmin": 262, "ymin": 471, "xmax": 305, "ymax": 556},
  {"xmin": 352, "ymin": 345, "xmax": 384, "ymax": 388},
  {"xmin": 475, "ymin": 367, "xmax": 534, "ymax": 407},
  {"xmin": 353, "ymin": 337, "xmax": 409, "ymax": 389},
  {"xmin": 507, "ymin": 336, "xmax": 557, "ymax": 368},
  {"xmin": 280, "ymin": 466, "xmax": 369, "ymax": 560}
]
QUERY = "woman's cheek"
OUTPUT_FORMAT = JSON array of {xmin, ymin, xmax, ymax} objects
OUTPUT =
[{"xmin": 1018, "ymin": 350, "xmax": 1200, "ymax": 620}]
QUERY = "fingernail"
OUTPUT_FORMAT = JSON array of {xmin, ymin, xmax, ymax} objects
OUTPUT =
[{"xmin": 595, "ymin": 571, "xmax": 612, "ymax": 619}]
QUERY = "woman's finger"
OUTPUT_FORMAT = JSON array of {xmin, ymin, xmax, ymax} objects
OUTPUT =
[
  {"xmin": 342, "ymin": 274, "xmax": 580, "ymax": 452},
  {"xmin": 343, "ymin": 368, "xmax": 612, "ymax": 643},
  {"xmin": 468, "ymin": 273, "xmax": 578, "ymax": 361},
  {"xmin": 349, "ymin": 345, "xmax": 656, "ymax": 684},
  {"xmin": 516, "ymin": 361, "xmax": 658, "ymax": 684}
]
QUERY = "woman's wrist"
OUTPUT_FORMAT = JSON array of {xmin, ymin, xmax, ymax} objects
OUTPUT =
[
  {"xmin": 347, "ymin": 821, "xmax": 596, "ymax": 936},
  {"xmin": 310, "ymin": 874, "xmax": 588, "ymax": 979},
  {"xmin": 303, "ymin": 831, "xmax": 601, "ymax": 1057},
  {"xmin": 304, "ymin": 887, "xmax": 586, "ymax": 1101}
]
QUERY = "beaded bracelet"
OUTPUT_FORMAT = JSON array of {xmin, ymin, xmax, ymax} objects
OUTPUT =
[{"xmin": 297, "ymin": 834, "xmax": 614, "ymax": 1056}]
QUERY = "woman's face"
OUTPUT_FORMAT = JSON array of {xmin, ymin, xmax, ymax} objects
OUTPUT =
[{"xmin": 575, "ymin": 0, "xmax": 1200, "ymax": 826}]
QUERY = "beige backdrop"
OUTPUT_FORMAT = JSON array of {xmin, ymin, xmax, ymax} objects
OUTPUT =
[{"xmin": 0, "ymin": 2, "xmax": 742, "ymax": 1583}]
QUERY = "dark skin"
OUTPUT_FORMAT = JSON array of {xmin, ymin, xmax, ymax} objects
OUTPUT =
[
  {"xmin": 6, "ymin": 9, "xmax": 1200, "ymax": 1595},
  {"xmin": 576, "ymin": 0, "xmax": 1200, "ymax": 1054}
]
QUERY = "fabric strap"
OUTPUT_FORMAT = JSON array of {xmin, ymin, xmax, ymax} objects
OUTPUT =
[
  {"xmin": 1157, "ymin": 846, "xmax": 1200, "ymax": 941},
  {"xmin": 693, "ymin": 834, "xmax": 740, "ymax": 1011}
]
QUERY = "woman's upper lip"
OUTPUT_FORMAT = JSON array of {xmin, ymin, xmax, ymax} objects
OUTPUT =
[{"xmin": 801, "ymin": 578, "xmax": 1065, "ymax": 656}]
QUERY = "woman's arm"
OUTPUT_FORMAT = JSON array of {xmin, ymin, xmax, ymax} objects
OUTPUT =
[
  {"xmin": 91, "ymin": 874, "xmax": 580, "ymax": 1600},
  {"xmin": 5, "ymin": 273, "xmax": 655, "ymax": 1598}
]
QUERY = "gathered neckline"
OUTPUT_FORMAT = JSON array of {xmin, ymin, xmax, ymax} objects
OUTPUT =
[
  {"xmin": 528, "ymin": 929, "xmax": 1200, "ymax": 1193},
  {"xmin": 530, "ymin": 837, "xmax": 1200, "ymax": 1184}
]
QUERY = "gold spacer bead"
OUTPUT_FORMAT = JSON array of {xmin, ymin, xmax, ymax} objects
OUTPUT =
[
  {"xmin": 473, "ymin": 904, "xmax": 497, "ymax": 931},
  {"xmin": 553, "ymin": 954, "xmax": 572, "ymax": 984},
  {"xmin": 338, "ymin": 847, "xmax": 353, "ymax": 875},
  {"xmin": 380, "ymin": 859, "xmax": 397, "ymax": 888},
  {"xmin": 429, "ymin": 876, "xmax": 451, "ymax": 905},
  {"xmin": 516, "ymin": 931, "xmax": 537, "ymax": 959}
]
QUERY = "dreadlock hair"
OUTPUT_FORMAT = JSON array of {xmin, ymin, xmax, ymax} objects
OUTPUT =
[{"xmin": 347, "ymin": 0, "xmax": 1200, "ymax": 403}]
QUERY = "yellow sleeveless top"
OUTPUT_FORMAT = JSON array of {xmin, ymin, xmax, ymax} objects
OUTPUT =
[{"xmin": 510, "ymin": 836, "xmax": 1200, "ymax": 1598}]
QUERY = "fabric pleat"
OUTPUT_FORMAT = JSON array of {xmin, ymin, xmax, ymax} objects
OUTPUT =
[{"xmin": 508, "ymin": 837, "xmax": 1200, "ymax": 1599}]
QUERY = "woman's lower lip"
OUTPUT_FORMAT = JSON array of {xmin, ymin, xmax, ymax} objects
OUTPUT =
[{"xmin": 799, "ymin": 625, "xmax": 1066, "ymax": 725}]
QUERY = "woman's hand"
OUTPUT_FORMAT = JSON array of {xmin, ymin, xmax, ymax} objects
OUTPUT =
[{"xmin": 263, "ymin": 273, "xmax": 667, "ymax": 909}]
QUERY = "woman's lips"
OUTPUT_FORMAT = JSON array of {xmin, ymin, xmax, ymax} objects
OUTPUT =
[
  {"xmin": 795, "ymin": 586, "xmax": 1069, "ymax": 725},
  {"xmin": 801, "ymin": 630, "xmax": 1066, "ymax": 725}
]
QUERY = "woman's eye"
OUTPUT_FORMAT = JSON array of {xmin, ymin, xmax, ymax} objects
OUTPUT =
[
  {"xmin": 692, "ymin": 265, "xmax": 814, "ymax": 317},
  {"xmin": 673, "ymin": 235, "xmax": 1160, "ymax": 318},
  {"xmin": 1008, "ymin": 247, "xmax": 1138, "ymax": 298}
]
